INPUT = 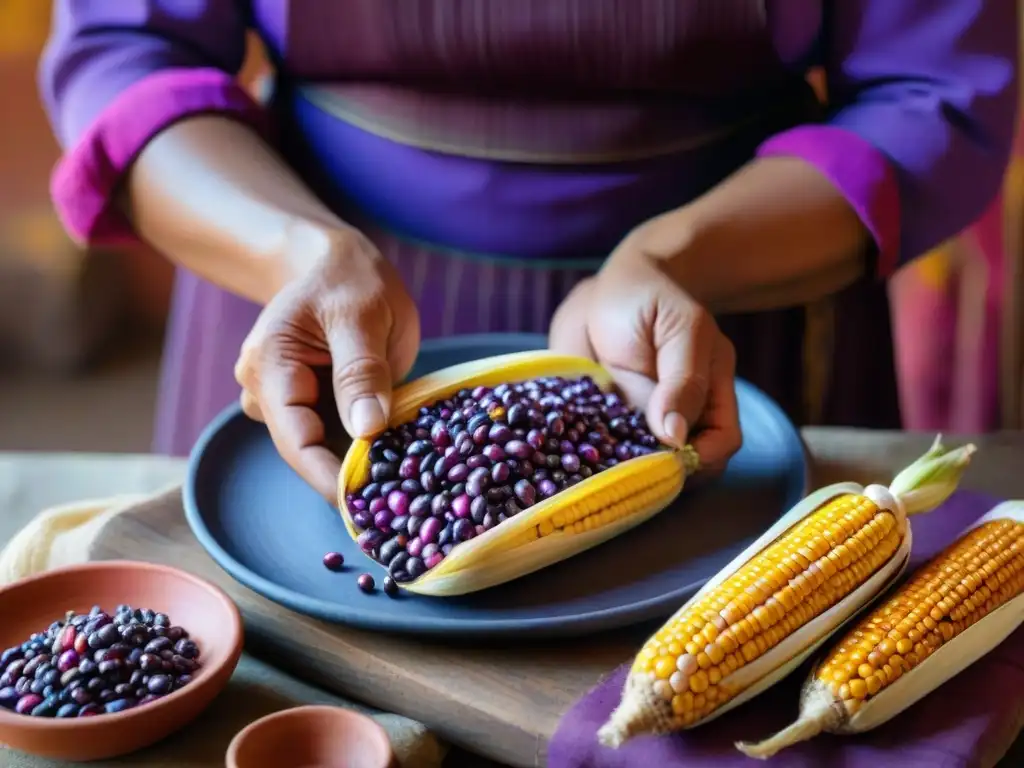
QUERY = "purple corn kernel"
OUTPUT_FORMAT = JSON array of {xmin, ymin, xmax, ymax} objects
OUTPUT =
[
  {"xmin": 451, "ymin": 494, "xmax": 471, "ymax": 519},
  {"xmin": 514, "ymin": 480, "xmax": 537, "ymax": 507},
  {"xmin": 357, "ymin": 529, "xmax": 385, "ymax": 554},
  {"xmin": 409, "ymin": 494, "xmax": 433, "ymax": 518},
  {"xmin": 490, "ymin": 462, "xmax": 511, "ymax": 484},
  {"xmin": 483, "ymin": 444, "xmax": 505, "ymax": 462},
  {"xmin": 418, "ymin": 517, "xmax": 443, "ymax": 545},
  {"xmin": 373, "ymin": 508, "xmax": 395, "ymax": 531},
  {"xmin": 323, "ymin": 552, "xmax": 345, "ymax": 571},
  {"xmin": 470, "ymin": 496, "xmax": 488, "ymax": 524},
  {"xmin": 398, "ymin": 456, "xmax": 420, "ymax": 479},
  {"xmin": 447, "ymin": 463, "xmax": 470, "ymax": 483},
  {"xmin": 452, "ymin": 519, "xmax": 475, "ymax": 542},
  {"xmin": 504, "ymin": 440, "xmax": 531, "ymax": 459},
  {"xmin": 466, "ymin": 454, "xmax": 490, "ymax": 471},
  {"xmin": 561, "ymin": 453, "xmax": 581, "ymax": 473},
  {"xmin": 386, "ymin": 490, "xmax": 410, "ymax": 516},
  {"xmin": 424, "ymin": 552, "xmax": 444, "ymax": 570},
  {"xmin": 406, "ymin": 537, "xmax": 424, "ymax": 558},
  {"xmin": 538, "ymin": 479, "xmax": 559, "ymax": 498},
  {"xmin": 430, "ymin": 421, "xmax": 451, "ymax": 447}
]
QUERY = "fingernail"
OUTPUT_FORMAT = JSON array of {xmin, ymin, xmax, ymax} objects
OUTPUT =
[
  {"xmin": 349, "ymin": 397, "xmax": 386, "ymax": 437},
  {"xmin": 663, "ymin": 412, "xmax": 688, "ymax": 449}
]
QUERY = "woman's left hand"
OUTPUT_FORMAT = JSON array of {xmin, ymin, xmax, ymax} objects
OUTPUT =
[{"xmin": 549, "ymin": 234, "xmax": 742, "ymax": 474}]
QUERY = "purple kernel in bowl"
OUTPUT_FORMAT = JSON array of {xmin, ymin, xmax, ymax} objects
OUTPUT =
[
  {"xmin": 14, "ymin": 694, "xmax": 42, "ymax": 715},
  {"xmin": 146, "ymin": 674, "xmax": 172, "ymax": 695},
  {"xmin": 56, "ymin": 650, "xmax": 79, "ymax": 673},
  {"xmin": 0, "ymin": 686, "xmax": 18, "ymax": 709},
  {"xmin": 174, "ymin": 640, "xmax": 200, "ymax": 660},
  {"xmin": 357, "ymin": 573, "xmax": 375, "ymax": 592},
  {"xmin": 103, "ymin": 699, "xmax": 133, "ymax": 714}
]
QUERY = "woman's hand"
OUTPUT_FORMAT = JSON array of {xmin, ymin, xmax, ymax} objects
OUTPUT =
[
  {"xmin": 234, "ymin": 226, "xmax": 420, "ymax": 502},
  {"xmin": 549, "ymin": 234, "xmax": 742, "ymax": 474}
]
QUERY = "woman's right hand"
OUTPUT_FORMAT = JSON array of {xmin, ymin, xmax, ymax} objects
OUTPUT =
[{"xmin": 233, "ymin": 225, "xmax": 420, "ymax": 502}]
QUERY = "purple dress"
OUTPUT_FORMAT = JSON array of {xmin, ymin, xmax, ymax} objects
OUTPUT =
[{"xmin": 39, "ymin": 1, "xmax": 1017, "ymax": 456}]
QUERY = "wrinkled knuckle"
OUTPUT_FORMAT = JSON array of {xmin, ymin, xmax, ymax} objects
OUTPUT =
[{"xmin": 333, "ymin": 355, "xmax": 388, "ymax": 394}]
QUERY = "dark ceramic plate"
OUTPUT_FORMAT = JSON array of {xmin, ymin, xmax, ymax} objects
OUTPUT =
[{"xmin": 185, "ymin": 334, "xmax": 808, "ymax": 639}]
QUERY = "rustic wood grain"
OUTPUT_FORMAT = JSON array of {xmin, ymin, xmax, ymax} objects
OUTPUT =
[{"xmin": 86, "ymin": 430, "xmax": 1024, "ymax": 768}]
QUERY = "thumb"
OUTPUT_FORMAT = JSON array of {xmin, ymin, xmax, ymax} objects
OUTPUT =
[
  {"xmin": 645, "ymin": 309, "xmax": 715, "ymax": 450},
  {"xmin": 327, "ymin": 320, "xmax": 393, "ymax": 440}
]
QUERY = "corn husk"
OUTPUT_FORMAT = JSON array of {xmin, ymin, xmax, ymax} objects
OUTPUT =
[
  {"xmin": 736, "ymin": 499, "xmax": 1024, "ymax": 759},
  {"xmin": 337, "ymin": 351, "xmax": 700, "ymax": 596},
  {"xmin": 598, "ymin": 437, "xmax": 976, "ymax": 746}
]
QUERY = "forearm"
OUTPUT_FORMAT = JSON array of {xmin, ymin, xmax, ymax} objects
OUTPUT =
[
  {"xmin": 124, "ymin": 115, "xmax": 351, "ymax": 305},
  {"xmin": 634, "ymin": 157, "xmax": 870, "ymax": 314}
]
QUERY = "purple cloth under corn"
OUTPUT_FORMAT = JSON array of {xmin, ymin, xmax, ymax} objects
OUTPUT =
[{"xmin": 549, "ymin": 491, "xmax": 1024, "ymax": 768}]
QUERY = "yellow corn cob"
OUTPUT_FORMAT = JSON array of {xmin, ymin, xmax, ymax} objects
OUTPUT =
[
  {"xmin": 337, "ymin": 351, "xmax": 700, "ymax": 596},
  {"xmin": 598, "ymin": 437, "xmax": 976, "ymax": 747},
  {"xmin": 736, "ymin": 502, "xmax": 1024, "ymax": 759}
]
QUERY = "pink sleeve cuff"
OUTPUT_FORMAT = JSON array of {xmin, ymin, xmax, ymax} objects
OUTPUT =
[
  {"xmin": 51, "ymin": 68, "xmax": 266, "ymax": 247},
  {"xmin": 757, "ymin": 124, "xmax": 902, "ymax": 277}
]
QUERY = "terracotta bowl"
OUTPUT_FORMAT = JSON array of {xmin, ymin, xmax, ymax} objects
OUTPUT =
[
  {"xmin": 227, "ymin": 706, "xmax": 395, "ymax": 768},
  {"xmin": 0, "ymin": 560, "xmax": 243, "ymax": 761}
]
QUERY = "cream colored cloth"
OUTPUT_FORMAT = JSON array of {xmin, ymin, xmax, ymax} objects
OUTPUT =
[
  {"xmin": 0, "ymin": 494, "xmax": 149, "ymax": 583},
  {"xmin": 0, "ymin": 492, "xmax": 446, "ymax": 767}
]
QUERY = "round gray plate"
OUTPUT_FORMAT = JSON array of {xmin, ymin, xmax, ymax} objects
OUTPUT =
[{"xmin": 185, "ymin": 334, "xmax": 808, "ymax": 639}]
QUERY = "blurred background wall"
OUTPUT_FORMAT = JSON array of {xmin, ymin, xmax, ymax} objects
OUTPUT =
[
  {"xmin": 0, "ymin": 0, "xmax": 269, "ymax": 451},
  {"xmin": 0, "ymin": 1, "xmax": 1019, "ymax": 455}
]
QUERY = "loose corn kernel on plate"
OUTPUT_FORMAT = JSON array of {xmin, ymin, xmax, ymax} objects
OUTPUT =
[{"xmin": 184, "ymin": 334, "xmax": 809, "ymax": 638}]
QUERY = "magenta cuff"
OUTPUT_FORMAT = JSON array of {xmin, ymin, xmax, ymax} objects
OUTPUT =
[
  {"xmin": 757, "ymin": 124, "xmax": 902, "ymax": 277},
  {"xmin": 50, "ymin": 68, "xmax": 265, "ymax": 246}
]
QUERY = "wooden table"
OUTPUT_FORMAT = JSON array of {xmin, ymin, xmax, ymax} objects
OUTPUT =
[{"xmin": 80, "ymin": 428, "xmax": 1024, "ymax": 768}]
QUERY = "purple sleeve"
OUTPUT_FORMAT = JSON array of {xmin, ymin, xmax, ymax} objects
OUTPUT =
[
  {"xmin": 758, "ymin": 0, "xmax": 1018, "ymax": 276},
  {"xmin": 40, "ymin": 1, "xmax": 264, "ymax": 245}
]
